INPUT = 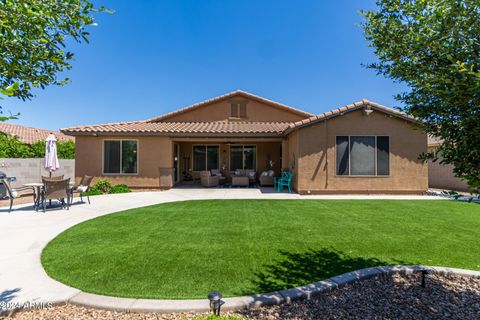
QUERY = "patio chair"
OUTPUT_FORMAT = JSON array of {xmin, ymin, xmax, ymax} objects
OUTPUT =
[
  {"xmin": 274, "ymin": 171, "xmax": 289, "ymax": 189},
  {"xmin": 277, "ymin": 172, "xmax": 293, "ymax": 193},
  {"xmin": 42, "ymin": 174, "xmax": 64, "ymax": 181},
  {"xmin": 1, "ymin": 178, "xmax": 36, "ymax": 212},
  {"xmin": 40, "ymin": 178, "xmax": 70, "ymax": 212},
  {"xmin": 70, "ymin": 175, "xmax": 94, "ymax": 204},
  {"xmin": 200, "ymin": 171, "xmax": 219, "ymax": 187}
]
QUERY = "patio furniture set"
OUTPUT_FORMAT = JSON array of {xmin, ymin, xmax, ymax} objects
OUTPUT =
[
  {"xmin": 198, "ymin": 169, "xmax": 293, "ymax": 192},
  {"xmin": 1, "ymin": 175, "xmax": 93, "ymax": 212}
]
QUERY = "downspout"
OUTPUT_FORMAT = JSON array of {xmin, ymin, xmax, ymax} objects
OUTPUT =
[{"xmin": 324, "ymin": 119, "xmax": 329, "ymax": 189}]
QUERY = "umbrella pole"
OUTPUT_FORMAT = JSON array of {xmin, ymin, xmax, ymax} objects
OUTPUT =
[{"xmin": 49, "ymin": 171, "xmax": 52, "ymax": 206}]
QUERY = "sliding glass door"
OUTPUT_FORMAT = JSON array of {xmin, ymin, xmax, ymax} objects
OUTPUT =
[{"xmin": 229, "ymin": 145, "xmax": 256, "ymax": 170}]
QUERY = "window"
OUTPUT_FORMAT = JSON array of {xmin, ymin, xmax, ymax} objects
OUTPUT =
[
  {"xmin": 336, "ymin": 136, "xmax": 389, "ymax": 176},
  {"xmin": 193, "ymin": 145, "xmax": 219, "ymax": 171},
  {"xmin": 230, "ymin": 102, "xmax": 247, "ymax": 118},
  {"xmin": 103, "ymin": 140, "xmax": 138, "ymax": 174},
  {"xmin": 230, "ymin": 145, "xmax": 256, "ymax": 170}
]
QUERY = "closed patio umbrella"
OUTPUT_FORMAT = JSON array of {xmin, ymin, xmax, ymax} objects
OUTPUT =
[{"xmin": 44, "ymin": 133, "xmax": 60, "ymax": 177}]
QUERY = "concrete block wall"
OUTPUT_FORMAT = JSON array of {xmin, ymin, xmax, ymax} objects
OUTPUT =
[{"xmin": 0, "ymin": 158, "xmax": 75, "ymax": 188}]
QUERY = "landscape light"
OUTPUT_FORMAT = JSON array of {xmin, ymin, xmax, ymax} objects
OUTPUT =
[{"xmin": 208, "ymin": 291, "xmax": 223, "ymax": 316}]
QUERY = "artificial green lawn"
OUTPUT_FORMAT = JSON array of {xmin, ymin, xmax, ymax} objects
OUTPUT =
[{"xmin": 41, "ymin": 200, "xmax": 480, "ymax": 299}]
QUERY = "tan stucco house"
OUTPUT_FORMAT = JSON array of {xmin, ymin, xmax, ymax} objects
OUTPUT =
[{"xmin": 61, "ymin": 90, "xmax": 428, "ymax": 194}]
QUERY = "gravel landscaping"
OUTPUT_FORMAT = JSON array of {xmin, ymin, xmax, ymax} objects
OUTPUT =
[{"xmin": 5, "ymin": 271, "xmax": 480, "ymax": 319}]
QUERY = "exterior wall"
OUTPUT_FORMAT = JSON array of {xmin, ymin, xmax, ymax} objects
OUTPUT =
[
  {"xmin": 75, "ymin": 136, "xmax": 173, "ymax": 188},
  {"xmin": 0, "ymin": 158, "xmax": 75, "ymax": 188},
  {"xmin": 285, "ymin": 131, "xmax": 299, "ymax": 191},
  {"xmin": 427, "ymin": 147, "xmax": 470, "ymax": 191},
  {"xmin": 162, "ymin": 99, "xmax": 307, "ymax": 123},
  {"xmin": 176, "ymin": 140, "xmax": 282, "ymax": 180},
  {"xmin": 293, "ymin": 109, "xmax": 428, "ymax": 194}
]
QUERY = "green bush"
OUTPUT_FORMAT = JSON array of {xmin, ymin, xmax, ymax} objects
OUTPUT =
[
  {"xmin": 92, "ymin": 178, "xmax": 112, "ymax": 194},
  {"xmin": 83, "ymin": 187, "xmax": 102, "ymax": 196},
  {"xmin": 108, "ymin": 184, "xmax": 131, "ymax": 194},
  {"xmin": 0, "ymin": 132, "xmax": 75, "ymax": 159}
]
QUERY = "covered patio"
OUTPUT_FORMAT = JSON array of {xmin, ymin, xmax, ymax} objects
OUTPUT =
[{"xmin": 171, "ymin": 138, "xmax": 284, "ymax": 187}]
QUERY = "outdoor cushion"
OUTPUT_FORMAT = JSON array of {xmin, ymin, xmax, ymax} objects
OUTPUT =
[
  {"xmin": 10, "ymin": 189, "xmax": 18, "ymax": 198},
  {"xmin": 267, "ymin": 170, "xmax": 275, "ymax": 176},
  {"xmin": 260, "ymin": 171, "xmax": 268, "ymax": 177},
  {"xmin": 77, "ymin": 185, "xmax": 88, "ymax": 193}
]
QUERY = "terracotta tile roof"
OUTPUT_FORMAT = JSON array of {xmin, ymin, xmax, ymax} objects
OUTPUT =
[
  {"xmin": 61, "ymin": 121, "xmax": 291, "ymax": 137},
  {"xmin": 61, "ymin": 99, "xmax": 419, "ymax": 138},
  {"xmin": 0, "ymin": 122, "xmax": 74, "ymax": 144},
  {"xmin": 428, "ymin": 135, "xmax": 443, "ymax": 147},
  {"xmin": 284, "ymin": 99, "xmax": 418, "ymax": 134},
  {"xmin": 146, "ymin": 90, "xmax": 313, "ymax": 122}
]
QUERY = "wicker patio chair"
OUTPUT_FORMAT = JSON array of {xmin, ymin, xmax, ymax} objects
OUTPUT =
[
  {"xmin": 1, "ymin": 178, "xmax": 36, "ymax": 213},
  {"xmin": 200, "ymin": 171, "xmax": 219, "ymax": 187},
  {"xmin": 40, "ymin": 178, "xmax": 70, "ymax": 212},
  {"xmin": 70, "ymin": 175, "xmax": 94, "ymax": 204}
]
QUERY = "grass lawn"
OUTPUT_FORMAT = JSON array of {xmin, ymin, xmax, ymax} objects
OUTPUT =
[{"xmin": 41, "ymin": 200, "xmax": 480, "ymax": 299}]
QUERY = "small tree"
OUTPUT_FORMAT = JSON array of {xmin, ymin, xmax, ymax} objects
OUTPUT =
[
  {"xmin": 362, "ymin": 0, "xmax": 480, "ymax": 192},
  {"xmin": 0, "ymin": 0, "xmax": 110, "ymax": 119}
]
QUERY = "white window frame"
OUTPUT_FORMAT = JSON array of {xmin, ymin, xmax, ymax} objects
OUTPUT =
[
  {"xmin": 102, "ymin": 139, "xmax": 139, "ymax": 175},
  {"xmin": 191, "ymin": 144, "xmax": 220, "ymax": 171},
  {"xmin": 334, "ymin": 135, "xmax": 390, "ymax": 177}
]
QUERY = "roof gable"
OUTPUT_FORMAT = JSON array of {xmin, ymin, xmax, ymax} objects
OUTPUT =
[
  {"xmin": 147, "ymin": 90, "xmax": 313, "ymax": 122},
  {"xmin": 284, "ymin": 99, "xmax": 418, "ymax": 134}
]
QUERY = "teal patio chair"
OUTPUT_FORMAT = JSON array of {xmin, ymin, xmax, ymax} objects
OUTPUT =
[
  {"xmin": 277, "ymin": 172, "xmax": 293, "ymax": 193},
  {"xmin": 273, "ymin": 171, "xmax": 289, "ymax": 189}
]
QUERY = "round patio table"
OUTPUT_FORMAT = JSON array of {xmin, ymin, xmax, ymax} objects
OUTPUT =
[{"xmin": 23, "ymin": 183, "xmax": 43, "ymax": 210}]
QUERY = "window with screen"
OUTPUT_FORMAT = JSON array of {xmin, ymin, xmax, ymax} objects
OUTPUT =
[
  {"xmin": 103, "ymin": 140, "xmax": 138, "ymax": 174},
  {"xmin": 336, "ymin": 136, "xmax": 389, "ymax": 176}
]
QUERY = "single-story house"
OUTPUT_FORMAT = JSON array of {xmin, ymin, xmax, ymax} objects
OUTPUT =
[{"xmin": 61, "ymin": 90, "xmax": 428, "ymax": 194}]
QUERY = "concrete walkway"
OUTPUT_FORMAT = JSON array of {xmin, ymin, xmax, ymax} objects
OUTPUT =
[{"xmin": 0, "ymin": 188, "xmax": 444, "ymax": 313}]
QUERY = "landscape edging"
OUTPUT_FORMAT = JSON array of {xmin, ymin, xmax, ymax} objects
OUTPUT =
[{"xmin": 64, "ymin": 265, "xmax": 480, "ymax": 314}]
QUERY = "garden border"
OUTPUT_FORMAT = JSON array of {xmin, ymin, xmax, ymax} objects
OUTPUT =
[{"xmin": 62, "ymin": 265, "xmax": 480, "ymax": 314}]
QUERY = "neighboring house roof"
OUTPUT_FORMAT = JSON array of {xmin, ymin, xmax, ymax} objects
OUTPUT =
[
  {"xmin": 61, "ymin": 121, "xmax": 290, "ymax": 137},
  {"xmin": 146, "ymin": 89, "xmax": 313, "ymax": 122},
  {"xmin": 428, "ymin": 135, "xmax": 443, "ymax": 147},
  {"xmin": 0, "ymin": 122, "xmax": 74, "ymax": 144},
  {"xmin": 283, "ymin": 99, "xmax": 418, "ymax": 134}
]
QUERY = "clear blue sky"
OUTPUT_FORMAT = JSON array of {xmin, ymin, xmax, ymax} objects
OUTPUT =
[{"xmin": 3, "ymin": 0, "xmax": 406, "ymax": 131}]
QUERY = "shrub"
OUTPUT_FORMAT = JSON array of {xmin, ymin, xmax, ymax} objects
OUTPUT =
[
  {"xmin": 0, "ymin": 132, "xmax": 75, "ymax": 159},
  {"xmin": 108, "ymin": 184, "xmax": 131, "ymax": 194},
  {"xmin": 83, "ymin": 187, "xmax": 102, "ymax": 196},
  {"xmin": 92, "ymin": 178, "xmax": 112, "ymax": 194}
]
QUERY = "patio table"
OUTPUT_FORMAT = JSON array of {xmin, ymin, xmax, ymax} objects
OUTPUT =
[
  {"xmin": 23, "ymin": 183, "xmax": 43, "ymax": 210},
  {"xmin": 23, "ymin": 182, "xmax": 74, "ymax": 210}
]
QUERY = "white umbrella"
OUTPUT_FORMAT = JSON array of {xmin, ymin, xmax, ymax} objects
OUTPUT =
[{"xmin": 44, "ymin": 133, "xmax": 60, "ymax": 177}]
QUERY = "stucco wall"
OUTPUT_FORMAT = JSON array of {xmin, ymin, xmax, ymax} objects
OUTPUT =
[
  {"xmin": 428, "ymin": 160, "xmax": 470, "ymax": 192},
  {"xmin": 162, "ymin": 99, "xmax": 307, "ymax": 122},
  {"xmin": 0, "ymin": 158, "xmax": 74, "ymax": 188},
  {"xmin": 75, "ymin": 136, "xmax": 173, "ymax": 188},
  {"xmin": 293, "ymin": 109, "xmax": 428, "ymax": 194},
  {"xmin": 285, "ymin": 131, "xmax": 300, "ymax": 191}
]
